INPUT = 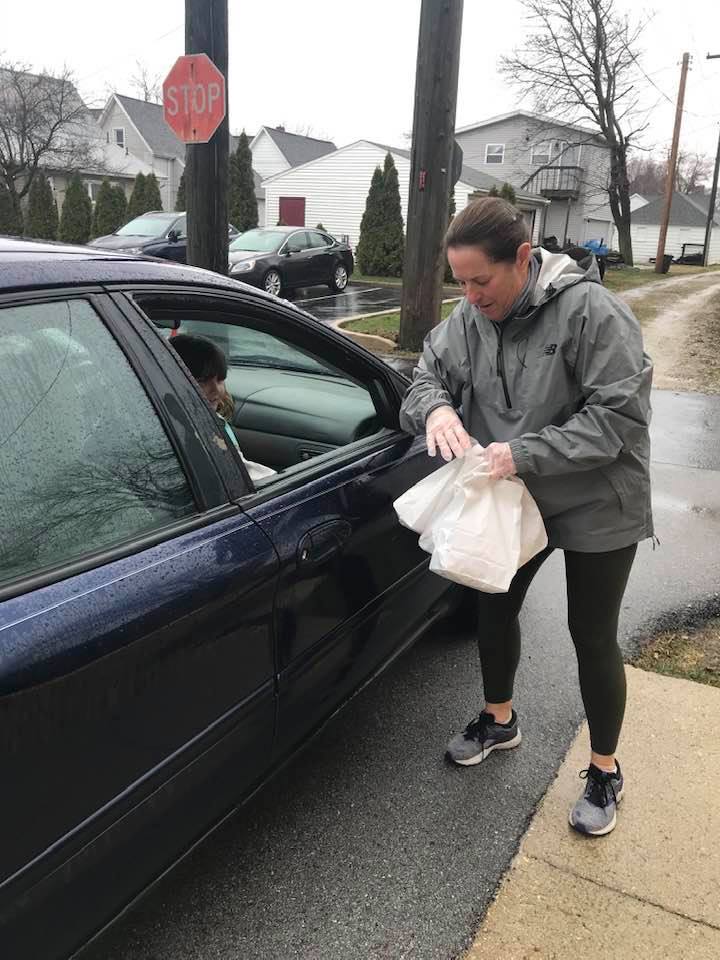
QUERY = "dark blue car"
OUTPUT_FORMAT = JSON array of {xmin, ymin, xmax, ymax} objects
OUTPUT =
[
  {"xmin": 88, "ymin": 211, "xmax": 240, "ymax": 263},
  {"xmin": 0, "ymin": 238, "xmax": 457, "ymax": 959}
]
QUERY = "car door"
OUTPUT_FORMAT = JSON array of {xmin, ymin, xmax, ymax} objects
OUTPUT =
[
  {"xmin": 0, "ymin": 291, "xmax": 277, "ymax": 960},
  {"xmin": 305, "ymin": 230, "xmax": 333, "ymax": 283},
  {"xmin": 126, "ymin": 287, "xmax": 456, "ymax": 763},
  {"xmin": 281, "ymin": 230, "xmax": 315, "ymax": 288},
  {"xmin": 162, "ymin": 213, "xmax": 188, "ymax": 263}
]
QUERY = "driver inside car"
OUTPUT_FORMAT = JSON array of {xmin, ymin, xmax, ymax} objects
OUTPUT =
[{"xmin": 169, "ymin": 333, "xmax": 276, "ymax": 484}]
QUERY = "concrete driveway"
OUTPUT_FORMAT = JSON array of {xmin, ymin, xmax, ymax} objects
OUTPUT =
[{"xmin": 84, "ymin": 389, "xmax": 720, "ymax": 960}]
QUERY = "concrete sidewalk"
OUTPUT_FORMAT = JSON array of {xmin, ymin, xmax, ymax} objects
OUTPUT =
[{"xmin": 464, "ymin": 666, "xmax": 720, "ymax": 959}]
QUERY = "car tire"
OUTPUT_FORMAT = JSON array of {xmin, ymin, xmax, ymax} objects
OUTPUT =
[
  {"xmin": 328, "ymin": 261, "xmax": 349, "ymax": 292},
  {"xmin": 263, "ymin": 269, "xmax": 283, "ymax": 297}
]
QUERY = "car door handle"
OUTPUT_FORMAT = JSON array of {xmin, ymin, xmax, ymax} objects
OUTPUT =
[{"xmin": 297, "ymin": 520, "xmax": 352, "ymax": 567}]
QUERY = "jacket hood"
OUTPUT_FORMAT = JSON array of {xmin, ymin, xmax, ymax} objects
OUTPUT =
[{"xmin": 532, "ymin": 247, "xmax": 602, "ymax": 303}]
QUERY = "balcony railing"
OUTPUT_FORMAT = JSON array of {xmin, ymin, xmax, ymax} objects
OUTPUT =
[{"xmin": 522, "ymin": 165, "xmax": 584, "ymax": 199}]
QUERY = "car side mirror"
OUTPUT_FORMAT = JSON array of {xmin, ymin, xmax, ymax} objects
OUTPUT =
[
  {"xmin": 167, "ymin": 229, "xmax": 179, "ymax": 243},
  {"xmin": 283, "ymin": 247, "xmax": 293, "ymax": 256}
]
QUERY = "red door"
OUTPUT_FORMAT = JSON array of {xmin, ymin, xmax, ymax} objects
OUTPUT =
[{"xmin": 279, "ymin": 197, "xmax": 306, "ymax": 227}]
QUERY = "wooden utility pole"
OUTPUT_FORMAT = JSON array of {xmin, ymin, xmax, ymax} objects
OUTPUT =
[
  {"xmin": 703, "ymin": 55, "xmax": 720, "ymax": 267},
  {"xmin": 655, "ymin": 52, "xmax": 690, "ymax": 273},
  {"xmin": 398, "ymin": 0, "xmax": 464, "ymax": 352},
  {"xmin": 185, "ymin": 0, "xmax": 229, "ymax": 274}
]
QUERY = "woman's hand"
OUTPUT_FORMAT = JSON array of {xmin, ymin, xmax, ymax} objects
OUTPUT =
[
  {"xmin": 481, "ymin": 442, "xmax": 517, "ymax": 480},
  {"xmin": 425, "ymin": 406, "xmax": 472, "ymax": 461}
]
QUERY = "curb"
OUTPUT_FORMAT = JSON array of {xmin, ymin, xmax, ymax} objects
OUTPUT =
[{"xmin": 331, "ymin": 297, "xmax": 462, "ymax": 353}]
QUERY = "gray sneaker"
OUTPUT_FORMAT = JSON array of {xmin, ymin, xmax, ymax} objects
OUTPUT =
[
  {"xmin": 569, "ymin": 762, "xmax": 624, "ymax": 836},
  {"xmin": 446, "ymin": 710, "xmax": 522, "ymax": 766}
]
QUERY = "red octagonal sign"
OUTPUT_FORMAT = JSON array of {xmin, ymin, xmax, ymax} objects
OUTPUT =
[{"xmin": 163, "ymin": 54, "xmax": 226, "ymax": 144}]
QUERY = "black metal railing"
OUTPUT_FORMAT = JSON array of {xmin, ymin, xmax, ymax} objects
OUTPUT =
[{"xmin": 522, "ymin": 165, "xmax": 584, "ymax": 198}]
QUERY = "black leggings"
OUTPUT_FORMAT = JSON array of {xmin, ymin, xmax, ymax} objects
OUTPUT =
[{"xmin": 476, "ymin": 543, "xmax": 637, "ymax": 756}]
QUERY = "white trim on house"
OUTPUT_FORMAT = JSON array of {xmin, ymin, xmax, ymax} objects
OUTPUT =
[{"xmin": 485, "ymin": 143, "xmax": 505, "ymax": 164}]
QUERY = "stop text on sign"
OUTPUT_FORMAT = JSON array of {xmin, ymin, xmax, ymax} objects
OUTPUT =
[{"xmin": 165, "ymin": 82, "xmax": 222, "ymax": 117}]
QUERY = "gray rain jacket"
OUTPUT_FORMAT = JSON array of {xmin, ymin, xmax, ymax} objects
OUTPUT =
[{"xmin": 399, "ymin": 249, "xmax": 653, "ymax": 552}]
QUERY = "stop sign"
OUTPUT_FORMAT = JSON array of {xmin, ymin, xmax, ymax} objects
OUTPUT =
[{"xmin": 163, "ymin": 54, "xmax": 226, "ymax": 144}]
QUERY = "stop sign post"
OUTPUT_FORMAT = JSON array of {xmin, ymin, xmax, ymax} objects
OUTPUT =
[
  {"xmin": 163, "ymin": 54, "xmax": 226, "ymax": 144},
  {"xmin": 163, "ymin": 13, "xmax": 228, "ymax": 277}
]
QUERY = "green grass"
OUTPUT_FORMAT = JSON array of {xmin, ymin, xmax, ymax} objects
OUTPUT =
[
  {"xmin": 345, "ymin": 299, "xmax": 460, "ymax": 341},
  {"xmin": 604, "ymin": 264, "xmax": 720, "ymax": 294}
]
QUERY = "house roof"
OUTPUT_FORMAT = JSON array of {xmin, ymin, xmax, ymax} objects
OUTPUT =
[
  {"xmin": 261, "ymin": 126, "xmax": 336, "ymax": 167},
  {"xmin": 632, "ymin": 191, "xmax": 718, "ymax": 228},
  {"xmin": 368, "ymin": 142, "xmax": 547, "ymax": 204},
  {"xmin": 456, "ymin": 110, "xmax": 605, "ymax": 143},
  {"xmin": 111, "ymin": 95, "xmax": 186, "ymax": 160}
]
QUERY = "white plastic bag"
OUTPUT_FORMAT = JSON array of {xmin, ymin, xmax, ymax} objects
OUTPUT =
[{"xmin": 394, "ymin": 446, "xmax": 547, "ymax": 593}]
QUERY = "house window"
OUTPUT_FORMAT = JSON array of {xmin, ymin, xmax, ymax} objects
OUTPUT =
[
  {"xmin": 113, "ymin": 128, "xmax": 125, "ymax": 149},
  {"xmin": 485, "ymin": 143, "xmax": 505, "ymax": 165},
  {"xmin": 531, "ymin": 143, "xmax": 552, "ymax": 166},
  {"xmin": 84, "ymin": 181, "xmax": 104, "ymax": 203}
]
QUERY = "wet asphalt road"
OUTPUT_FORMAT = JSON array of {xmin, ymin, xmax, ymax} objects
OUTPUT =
[
  {"xmin": 84, "ymin": 389, "xmax": 720, "ymax": 960},
  {"xmin": 290, "ymin": 281, "xmax": 460, "ymax": 324},
  {"xmin": 291, "ymin": 281, "xmax": 404, "ymax": 323}
]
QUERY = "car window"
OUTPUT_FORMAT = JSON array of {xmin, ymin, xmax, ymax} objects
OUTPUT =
[
  {"xmin": 285, "ymin": 231, "xmax": 310, "ymax": 253},
  {"xmin": 230, "ymin": 229, "xmax": 285, "ymax": 253},
  {"xmin": 116, "ymin": 215, "xmax": 177, "ymax": 238},
  {"xmin": 0, "ymin": 299, "xmax": 196, "ymax": 587},
  {"xmin": 175, "ymin": 214, "xmax": 187, "ymax": 239},
  {"xmin": 142, "ymin": 298, "xmax": 385, "ymax": 477},
  {"xmin": 172, "ymin": 319, "xmax": 335, "ymax": 377},
  {"xmin": 307, "ymin": 232, "xmax": 329, "ymax": 249}
]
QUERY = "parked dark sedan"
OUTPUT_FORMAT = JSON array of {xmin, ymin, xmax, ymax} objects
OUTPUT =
[
  {"xmin": 89, "ymin": 211, "xmax": 240, "ymax": 263},
  {"xmin": 228, "ymin": 226, "xmax": 354, "ymax": 296},
  {"xmin": 0, "ymin": 238, "xmax": 456, "ymax": 960}
]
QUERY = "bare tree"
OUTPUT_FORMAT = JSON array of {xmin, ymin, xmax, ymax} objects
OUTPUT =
[
  {"xmin": 129, "ymin": 60, "xmax": 162, "ymax": 104},
  {"xmin": 0, "ymin": 62, "xmax": 99, "ymax": 222},
  {"xmin": 628, "ymin": 150, "xmax": 713, "ymax": 196},
  {"xmin": 675, "ymin": 150, "xmax": 713, "ymax": 195},
  {"xmin": 500, "ymin": 0, "xmax": 651, "ymax": 265}
]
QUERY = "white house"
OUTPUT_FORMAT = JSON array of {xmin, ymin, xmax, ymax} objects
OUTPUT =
[
  {"xmin": 584, "ymin": 192, "xmax": 720, "ymax": 263},
  {"xmin": 261, "ymin": 140, "xmax": 548, "ymax": 247}
]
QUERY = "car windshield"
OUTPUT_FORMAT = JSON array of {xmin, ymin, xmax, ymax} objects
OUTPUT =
[
  {"xmin": 230, "ymin": 230, "xmax": 285, "ymax": 253},
  {"xmin": 116, "ymin": 215, "xmax": 179, "ymax": 238}
]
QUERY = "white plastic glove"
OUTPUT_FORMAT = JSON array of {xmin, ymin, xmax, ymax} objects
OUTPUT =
[
  {"xmin": 425, "ymin": 405, "xmax": 472, "ymax": 461},
  {"xmin": 480, "ymin": 442, "xmax": 517, "ymax": 480}
]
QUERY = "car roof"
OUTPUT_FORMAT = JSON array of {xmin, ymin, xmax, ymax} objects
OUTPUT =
[
  {"xmin": 0, "ymin": 236, "xmax": 279, "ymax": 298},
  {"xmin": 241, "ymin": 226, "xmax": 309, "ymax": 235}
]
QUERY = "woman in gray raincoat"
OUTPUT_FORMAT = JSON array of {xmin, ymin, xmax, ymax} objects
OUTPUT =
[{"xmin": 399, "ymin": 197, "xmax": 653, "ymax": 837}]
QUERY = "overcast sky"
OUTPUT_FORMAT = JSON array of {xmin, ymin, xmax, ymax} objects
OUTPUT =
[{"xmin": 4, "ymin": 0, "xmax": 720, "ymax": 161}]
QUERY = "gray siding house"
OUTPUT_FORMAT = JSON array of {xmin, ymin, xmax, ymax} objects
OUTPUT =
[
  {"xmin": 97, "ymin": 95, "xmax": 185, "ymax": 211},
  {"xmin": 455, "ymin": 111, "xmax": 611, "ymax": 246}
]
